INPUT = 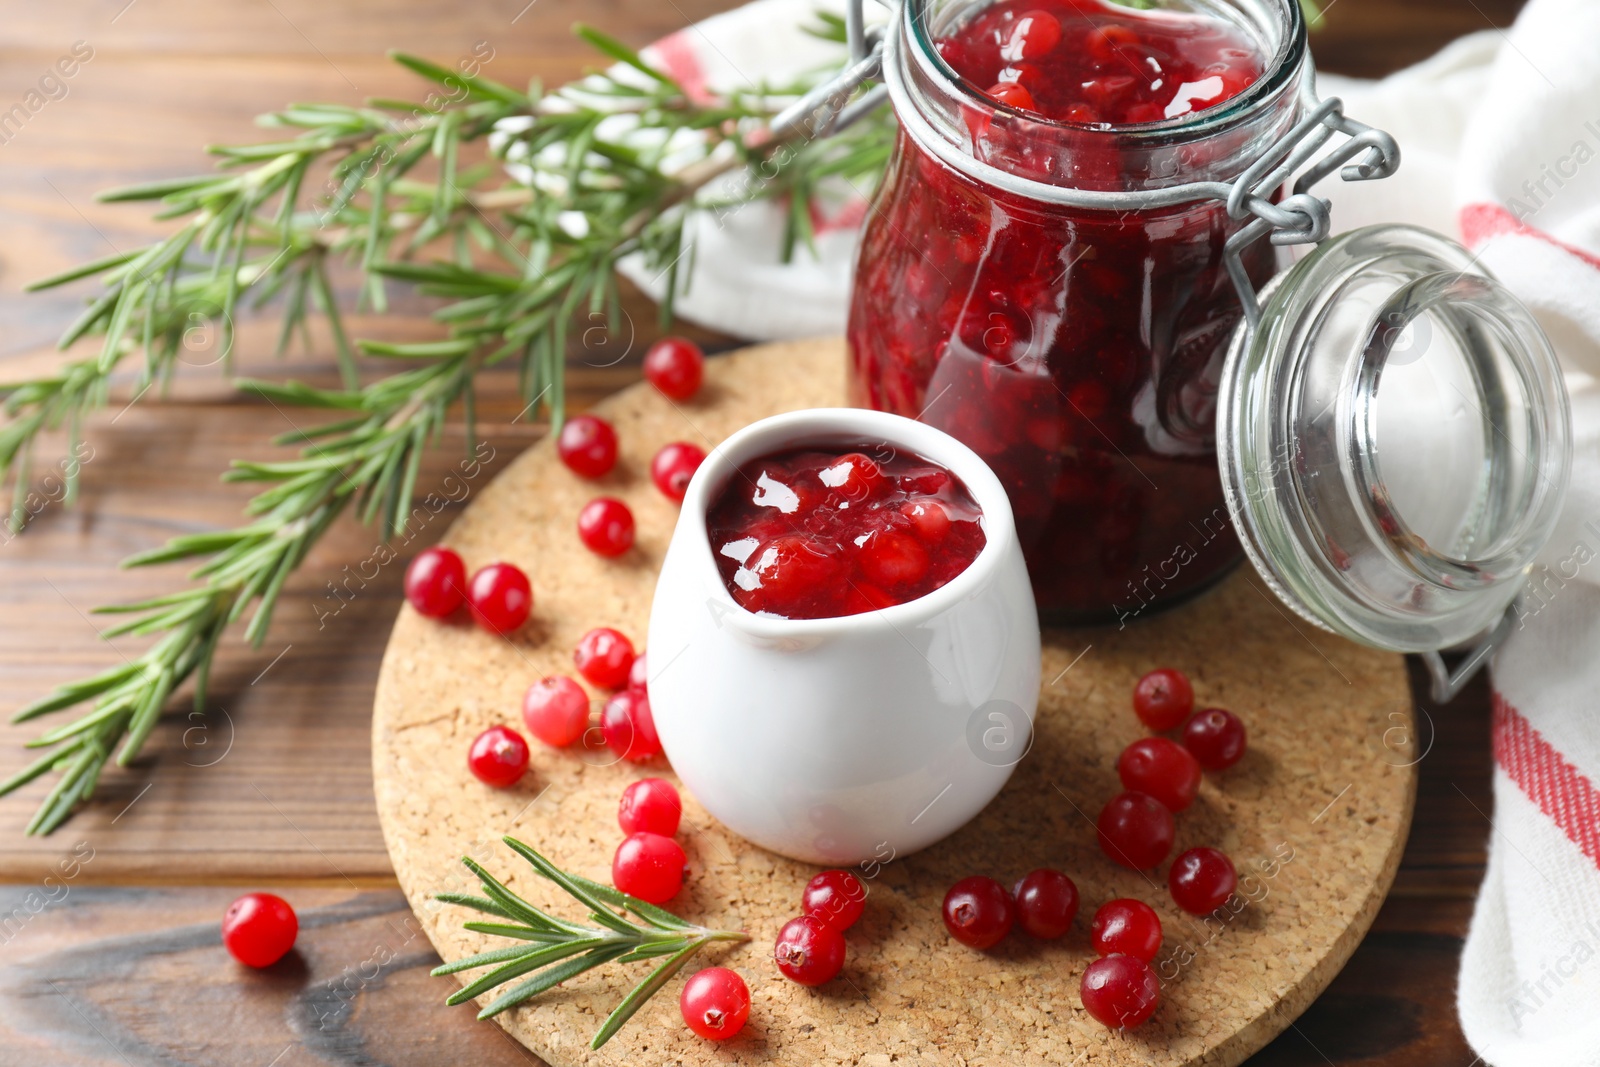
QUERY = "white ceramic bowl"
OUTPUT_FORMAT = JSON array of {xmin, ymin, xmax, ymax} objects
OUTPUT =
[{"xmin": 647, "ymin": 408, "xmax": 1041, "ymax": 865}]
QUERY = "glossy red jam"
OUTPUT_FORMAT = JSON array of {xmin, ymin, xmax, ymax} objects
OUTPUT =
[
  {"xmin": 705, "ymin": 446, "xmax": 986, "ymax": 619},
  {"xmin": 936, "ymin": 0, "xmax": 1260, "ymax": 126},
  {"xmin": 849, "ymin": 0, "xmax": 1277, "ymax": 623}
]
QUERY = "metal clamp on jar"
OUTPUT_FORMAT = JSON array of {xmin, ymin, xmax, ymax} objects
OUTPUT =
[{"xmin": 800, "ymin": 0, "xmax": 1572, "ymax": 701}]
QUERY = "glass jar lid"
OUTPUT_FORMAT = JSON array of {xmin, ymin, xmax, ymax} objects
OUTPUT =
[{"xmin": 1217, "ymin": 224, "xmax": 1572, "ymax": 653}]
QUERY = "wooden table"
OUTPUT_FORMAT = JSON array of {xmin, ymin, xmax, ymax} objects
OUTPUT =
[{"xmin": 0, "ymin": 2, "xmax": 1523, "ymax": 1063}]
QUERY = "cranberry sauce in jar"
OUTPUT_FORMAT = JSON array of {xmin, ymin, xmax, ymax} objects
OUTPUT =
[
  {"xmin": 705, "ymin": 445, "xmax": 986, "ymax": 619},
  {"xmin": 850, "ymin": 0, "xmax": 1293, "ymax": 623}
]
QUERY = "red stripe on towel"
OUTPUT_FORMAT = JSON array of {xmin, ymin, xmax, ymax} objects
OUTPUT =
[
  {"xmin": 643, "ymin": 31, "xmax": 716, "ymax": 106},
  {"xmin": 1492, "ymin": 691, "xmax": 1600, "ymax": 871},
  {"xmin": 1460, "ymin": 202, "xmax": 1600, "ymax": 273}
]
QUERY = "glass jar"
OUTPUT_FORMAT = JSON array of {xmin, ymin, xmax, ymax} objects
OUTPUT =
[{"xmin": 849, "ymin": 0, "xmax": 1311, "ymax": 623}]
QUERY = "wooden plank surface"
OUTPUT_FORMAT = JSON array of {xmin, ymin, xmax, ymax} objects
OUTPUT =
[{"xmin": 0, "ymin": 0, "xmax": 1525, "ymax": 1062}]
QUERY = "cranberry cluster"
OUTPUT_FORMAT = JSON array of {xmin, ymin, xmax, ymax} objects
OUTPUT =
[
  {"xmin": 462, "ymin": 626, "xmax": 661, "ymax": 790},
  {"xmin": 706, "ymin": 446, "xmax": 987, "ymax": 619},
  {"xmin": 941, "ymin": 867, "xmax": 1080, "ymax": 950},
  {"xmin": 1099, "ymin": 667, "xmax": 1247, "ymax": 909},
  {"xmin": 554, "ymin": 335, "xmax": 710, "ymax": 556},
  {"xmin": 405, "ymin": 547, "xmax": 533, "ymax": 635},
  {"xmin": 609, "ymin": 777, "xmax": 757, "ymax": 1045},
  {"xmin": 938, "ymin": 668, "xmax": 1253, "ymax": 1030},
  {"xmin": 771, "ymin": 868, "xmax": 867, "ymax": 987},
  {"xmin": 611, "ymin": 777, "xmax": 688, "ymax": 905}
]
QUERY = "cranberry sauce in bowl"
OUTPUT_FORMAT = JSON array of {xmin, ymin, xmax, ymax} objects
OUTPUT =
[
  {"xmin": 850, "ymin": 0, "xmax": 1297, "ymax": 624},
  {"xmin": 705, "ymin": 446, "xmax": 986, "ymax": 619}
]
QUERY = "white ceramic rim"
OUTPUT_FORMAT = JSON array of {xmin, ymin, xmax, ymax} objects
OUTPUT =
[{"xmin": 676, "ymin": 407, "xmax": 1021, "ymax": 640}]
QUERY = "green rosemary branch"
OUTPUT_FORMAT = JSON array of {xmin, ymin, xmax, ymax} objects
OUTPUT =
[
  {"xmin": 0, "ymin": 354, "xmax": 472, "ymax": 834},
  {"xmin": 435, "ymin": 838, "xmax": 747, "ymax": 1049},
  {"xmin": 0, "ymin": 27, "xmax": 894, "ymax": 834}
]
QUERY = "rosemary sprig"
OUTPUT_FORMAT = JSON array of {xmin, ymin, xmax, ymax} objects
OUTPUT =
[
  {"xmin": 0, "ymin": 28, "xmax": 894, "ymax": 834},
  {"xmin": 435, "ymin": 837, "xmax": 747, "ymax": 1048},
  {"xmin": 0, "ymin": 355, "xmax": 472, "ymax": 834}
]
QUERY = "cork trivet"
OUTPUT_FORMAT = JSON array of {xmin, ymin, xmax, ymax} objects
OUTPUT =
[{"xmin": 373, "ymin": 338, "xmax": 1416, "ymax": 1067}]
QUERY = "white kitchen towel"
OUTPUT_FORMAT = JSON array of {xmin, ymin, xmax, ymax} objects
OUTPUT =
[
  {"xmin": 584, "ymin": 3, "xmax": 1600, "ymax": 1063},
  {"xmin": 612, "ymin": 0, "xmax": 877, "ymax": 341}
]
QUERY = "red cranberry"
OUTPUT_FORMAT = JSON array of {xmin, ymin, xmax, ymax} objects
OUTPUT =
[
  {"xmin": 1132, "ymin": 667, "xmax": 1194, "ymax": 731},
  {"xmin": 578, "ymin": 497, "xmax": 635, "ymax": 557},
  {"xmin": 556, "ymin": 414, "xmax": 618, "ymax": 479},
  {"xmin": 901, "ymin": 499, "xmax": 951, "ymax": 543},
  {"xmin": 612, "ymin": 831, "xmax": 686, "ymax": 904},
  {"xmin": 1080, "ymin": 954, "xmax": 1160, "ymax": 1029},
  {"xmin": 732, "ymin": 535, "xmax": 844, "ymax": 613},
  {"xmin": 222, "ymin": 893, "xmax": 297, "ymax": 968},
  {"xmin": 772, "ymin": 914, "xmax": 846, "ymax": 985},
  {"xmin": 643, "ymin": 337, "xmax": 705, "ymax": 400},
  {"xmin": 1011, "ymin": 868, "xmax": 1078, "ymax": 940},
  {"xmin": 404, "ymin": 546, "xmax": 467, "ymax": 618},
  {"xmin": 1184, "ymin": 708, "xmax": 1247, "ymax": 770},
  {"xmin": 601, "ymin": 689, "xmax": 661, "ymax": 762},
  {"xmin": 988, "ymin": 81, "xmax": 1036, "ymax": 111},
  {"xmin": 466, "ymin": 562, "xmax": 532, "ymax": 635},
  {"xmin": 1169, "ymin": 847, "xmax": 1238, "ymax": 915},
  {"xmin": 1096, "ymin": 791, "xmax": 1175, "ymax": 870},
  {"xmin": 801, "ymin": 869, "xmax": 867, "ymax": 933},
  {"xmin": 574, "ymin": 627, "xmax": 636, "ymax": 689},
  {"xmin": 1117, "ymin": 737, "xmax": 1202, "ymax": 812},
  {"xmin": 651, "ymin": 442, "xmax": 706, "ymax": 503},
  {"xmin": 1003, "ymin": 10, "xmax": 1062, "ymax": 61},
  {"xmin": 680, "ymin": 966, "xmax": 750, "ymax": 1041},
  {"xmin": 941, "ymin": 875, "xmax": 1014, "ymax": 950},
  {"xmin": 618, "ymin": 777, "xmax": 681, "ymax": 836},
  {"xmin": 467, "ymin": 725, "xmax": 530, "ymax": 788},
  {"xmin": 521, "ymin": 676, "xmax": 590, "ymax": 749},
  {"xmin": 1089, "ymin": 898, "xmax": 1162, "ymax": 961},
  {"xmin": 858, "ymin": 530, "xmax": 931, "ymax": 588},
  {"xmin": 819, "ymin": 452, "xmax": 885, "ymax": 502},
  {"xmin": 627, "ymin": 651, "xmax": 649, "ymax": 692}
]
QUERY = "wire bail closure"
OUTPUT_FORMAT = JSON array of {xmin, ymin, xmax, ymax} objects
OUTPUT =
[{"xmin": 1219, "ymin": 97, "xmax": 1401, "ymax": 326}]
